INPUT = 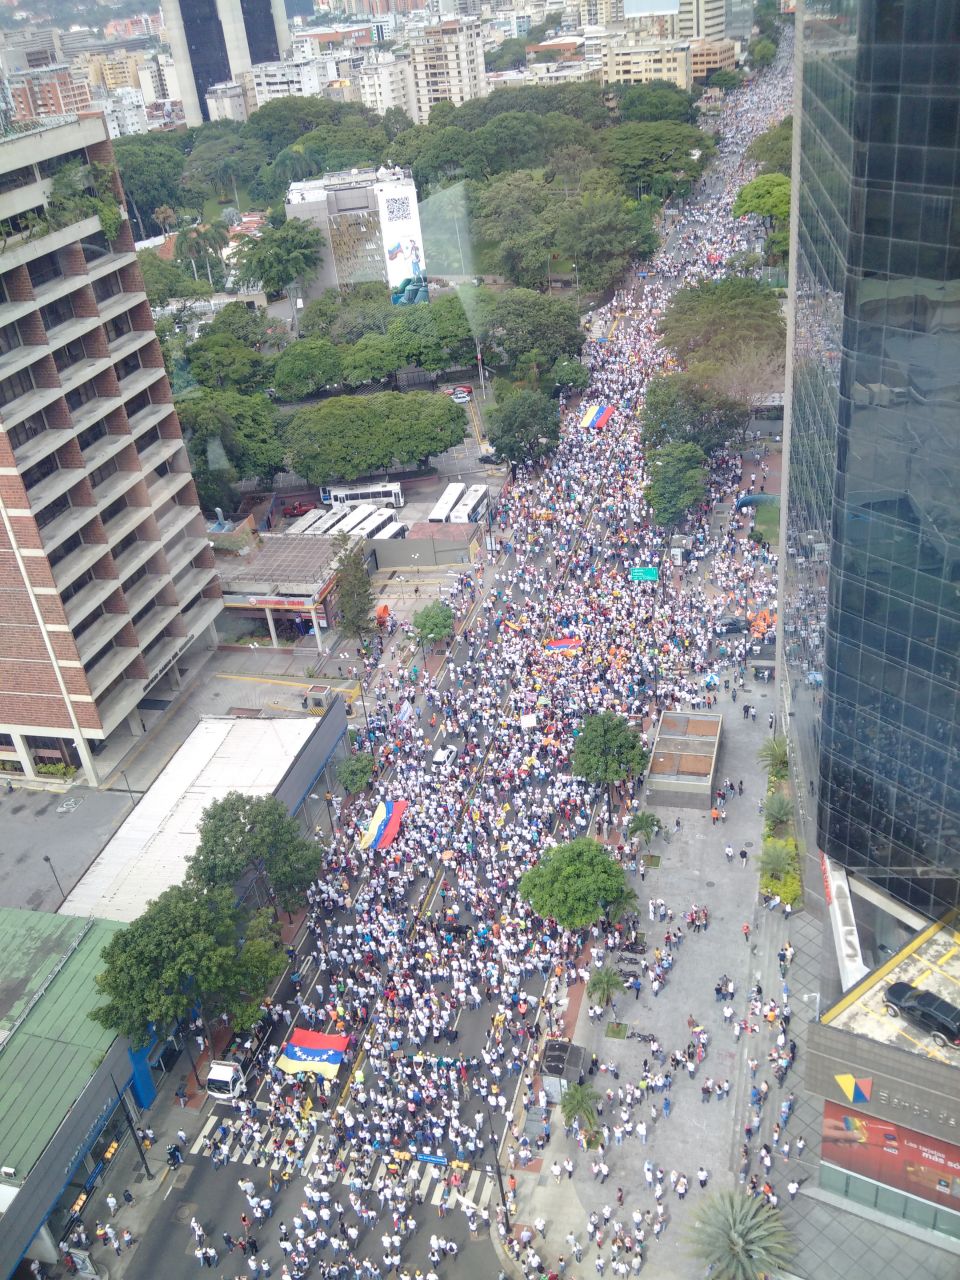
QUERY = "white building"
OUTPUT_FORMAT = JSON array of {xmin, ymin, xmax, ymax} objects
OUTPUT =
[
  {"xmin": 357, "ymin": 52, "xmax": 417, "ymax": 120},
  {"xmin": 677, "ymin": 0, "xmax": 725, "ymax": 40},
  {"xmin": 285, "ymin": 166, "xmax": 425, "ymax": 295},
  {"xmin": 205, "ymin": 79, "xmax": 249, "ymax": 122},
  {"xmin": 250, "ymin": 57, "xmax": 326, "ymax": 107},
  {"xmin": 100, "ymin": 85, "xmax": 149, "ymax": 137},
  {"xmin": 408, "ymin": 16, "xmax": 488, "ymax": 124}
]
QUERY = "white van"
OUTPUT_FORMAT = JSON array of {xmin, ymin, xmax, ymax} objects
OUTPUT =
[{"xmin": 206, "ymin": 1060, "xmax": 246, "ymax": 1100}]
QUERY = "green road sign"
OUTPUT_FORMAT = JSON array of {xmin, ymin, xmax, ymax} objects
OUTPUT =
[{"xmin": 630, "ymin": 566, "xmax": 659, "ymax": 582}]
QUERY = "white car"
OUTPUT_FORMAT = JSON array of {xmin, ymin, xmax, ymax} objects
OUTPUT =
[
  {"xmin": 451, "ymin": 391, "xmax": 471, "ymax": 404},
  {"xmin": 432, "ymin": 744, "xmax": 459, "ymax": 768}
]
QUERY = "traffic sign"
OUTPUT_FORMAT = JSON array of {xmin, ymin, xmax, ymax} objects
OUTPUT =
[
  {"xmin": 630, "ymin": 566, "xmax": 659, "ymax": 582},
  {"xmin": 415, "ymin": 1152, "xmax": 449, "ymax": 1166}
]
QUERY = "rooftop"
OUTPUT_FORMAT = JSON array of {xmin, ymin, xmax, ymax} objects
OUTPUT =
[
  {"xmin": 287, "ymin": 165, "xmax": 412, "ymax": 200},
  {"xmin": 216, "ymin": 533, "xmax": 342, "ymax": 597},
  {"xmin": 648, "ymin": 711, "xmax": 722, "ymax": 781},
  {"xmin": 822, "ymin": 912, "xmax": 960, "ymax": 1066},
  {"xmin": 0, "ymin": 910, "xmax": 121, "ymax": 1180},
  {"xmin": 59, "ymin": 717, "xmax": 320, "ymax": 922}
]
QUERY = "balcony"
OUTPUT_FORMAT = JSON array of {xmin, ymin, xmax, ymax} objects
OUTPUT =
[
  {"xmin": 165, "ymin": 534, "xmax": 207, "ymax": 578},
  {"xmin": 83, "ymin": 429, "xmax": 131, "ymax": 475},
  {"xmin": 146, "ymin": 468, "xmax": 191, "ymax": 507},
  {"xmin": 45, "ymin": 312, "xmax": 102, "ymax": 351},
  {"xmin": 0, "ymin": 339, "xmax": 50, "ymax": 381},
  {"xmin": 157, "ymin": 502, "xmax": 199, "ymax": 545},
  {"xmin": 128, "ymin": 401, "xmax": 172, "ymax": 441},
  {"xmin": 76, "ymin": 609, "xmax": 131, "ymax": 666},
  {"xmin": 93, "ymin": 466, "xmax": 143, "ymax": 511},
  {"xmin": 0, "ymin": 296, "xmax": 42, "ymax": 328},
  {"xmin": 86, "ymin": 641, "xmax": 139, "ymax": 698},
  {"xmin": 94, "ymin": 675, "xmax": 145, "ymax": 736},
  {"xmin": 52, "ymin": 539, "xmax": 111, "ymax": 593},
  {"xmin": 181, "ymin": 593, "xmax": 222, "ymax": 641},
  {"xmin": 40, "ymin": 501, "xmax": 98, "ymax": 554},
  {"xmin": 85, "ymin": 248, "xmax": 137, "ymax": 285},
  {"xmin": 97, "ymin": 290, "xmax": 147, "ymax": 325},
  {"xmin": 0, "ymin": 381, "xmax": 62, "ymax": 430},
  {"xmin": 108, "ymin": 328, "xmax": 155, "ymax": 365},
  {"xmin": 26, "ymin": 463, "xmax": 84, "ymax": 513},
  {"xmin": 137, "ymin": 436, "xmax": 183, "ymax": 473},
  {"xmin": 112, "ymin": 534, "xmax": 159, "ymax": 582},
  {"xmin": 173, "ymin": 561, "xmax": 217, "ymax": 604},
  {"xmin": 118, "ymin": 365, "xmax": 165, "ymax": 401},
  {"xmin": 31, "ymin": 271, "xmax": 91, "ymax": 312},
  {"xmin": 12, "ymin": 424, "xmax": 74, "ymax": 472},
  {"xmin": 64, "ymin": 575, "xmax": 121, "ymax": 629},
  {"xmin": 58, "ymin": 354, "xmax": 112, "ymax": 398},
  {"xmin": 71, "ymin": 393, "xmax": 123, "ymax": 436},
  {"xmin": 134, "ymin": 602, "xmax": 179, "ymax": 649},
  {"xmin": 101, "ymin": 502, "xmax": 151, "ymax": 545},
  {"xmin": 143, "ymin": 633, "xmax": 184, "ymax": 685},
  {"xmin": 123, "ymin": 572, "xmax": 169, "ymax": 619},
  {"xmin": 0, "ymin": 214, "xmax": 101, "ymax": 275}
]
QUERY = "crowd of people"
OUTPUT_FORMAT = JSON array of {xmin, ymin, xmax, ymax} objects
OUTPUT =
[{"xmin": 174, "ymin": 29, "xmax": 795, "ymax": 1280}]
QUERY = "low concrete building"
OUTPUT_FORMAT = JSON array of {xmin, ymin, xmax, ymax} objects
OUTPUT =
[
  {"xmin": 645, "ymin": 710, "xmax": 722, "ymax": 807},
  {"xmin": 216, "ymin": 534, "xmax": 343, "ymax": 647}
]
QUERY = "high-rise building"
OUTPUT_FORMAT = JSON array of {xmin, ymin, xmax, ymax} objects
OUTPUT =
[
  {"xmin": 161, "ymin": 0, "xmax": 291, "ymax": 126},
  {"xmin": 8, "ymin": 65, "xmax": 93, "ymax": 122},
  {"xmin": 676, "ymin": 0, "xmax": 725, "ymax": 40},
  {"xmin": 0, "ymin": 115, "xmax": 221, "ymax": 782},
  {"xmin": 357, "ymin": 52, "xmax": 417, "ymax": 121},
  {"xmin": 250, "ymin": 57, "xmax": 326, "ymax": 108},
  {"xmin": 408, "ymin": 17, "xmax": 488, "ymax": 124},
  {"xmin": 783, "ymin": 0, "xmax": 960, "ymax": 917}
]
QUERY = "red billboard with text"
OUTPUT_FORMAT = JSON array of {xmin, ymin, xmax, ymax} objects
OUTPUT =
[{"xmin": 822, "ymin": 1101, "xmax": 960, "ymax": 1208}]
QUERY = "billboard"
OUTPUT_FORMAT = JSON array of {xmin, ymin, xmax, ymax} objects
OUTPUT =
[
  {"xmin": 822, "ymin": 1101, "xmax": 960, "ymax": 1210},
  {"xmin": 375, "ymin": 180, "xmax": 426, "ymax": 289}
]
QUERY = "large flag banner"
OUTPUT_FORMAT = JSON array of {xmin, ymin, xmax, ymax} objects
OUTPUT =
[
  {"xmin": 360, "ymin": 799, "xmax": 409, "ymax": 850},
  {"xmin": 276, "ymin": 1029, "xmax": 349, "ymax": 1077},
  {"xmin": 544, "ymin": 636, "xmax": 582, "ymax": 654},
  {"xmin": 579, "ymin": 404, "xmax": 615, "ymax": 432}
]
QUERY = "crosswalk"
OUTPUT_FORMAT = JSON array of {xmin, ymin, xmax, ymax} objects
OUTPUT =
[{"xmin": 188, "ymin": 1116, "xmax": 495, "ymax": 1214}]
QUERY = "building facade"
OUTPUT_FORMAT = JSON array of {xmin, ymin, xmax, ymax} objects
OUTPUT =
[
  {"xmin": 8, "ymin": 65, "xmax": 92, "ymax": 122},
  {"xmin": 408, "ymin": 17, "xmax": 488, "ymax": 123},
  {"xmin": 0, "ymin": 115, "xmax": 221, "ymax": 782},
  {"xmin": 782, "ymin": 0, "xmax": 960, "ymax": 915},
  {"xmin": 357, "ymin": 52, "xmax": 418, "ymax": 120},
  {"xmin": 250, "ymin": 56, "xmax": 326, "ymax": 107},
  {"xmin": 677, "ymin": 0, "xmax": 725, "ymax": 40},
  {"xmin": 161, "ymin": 0, "xmax": 290, "ymax": 126},
  {"xmin": 602, "ymin": 37, "xmax": 693, "ymax": 89},
  {"xmin": 205, "ymin": 79, "xmax": 250, "ymax": 122}
]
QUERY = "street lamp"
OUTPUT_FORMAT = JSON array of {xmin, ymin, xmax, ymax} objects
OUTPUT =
[
  {"xmin": 571, "ymin": 260, "xmax": 581, "ymax": 311},
  {"xmin": 42, "ymin": 854, "xmax": 65, "ymax": 904}
]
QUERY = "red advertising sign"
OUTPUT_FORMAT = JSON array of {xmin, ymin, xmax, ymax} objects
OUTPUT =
[{"xmin": 822, "ymin": 1100, "xmax": 960, "ymax": 1208}]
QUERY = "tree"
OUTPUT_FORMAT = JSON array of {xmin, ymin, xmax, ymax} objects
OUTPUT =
[
  {"xmin": 519, "ymin": 837, "xmax": 630, "ymax": 929},
  {"xmin": 645, "ymin": 442, "xmax": 708, "ymax": 527},
  {"xmin": 113, "ymin": 135, "xmax": 185, "ymax": 238},
  {"xmin": 201, "ymin": 301, "xmax": 272, "ymax": 350},
  {"xmin": 708, "ymin": 69, "xmax": 743, "ymax": 91},
  {"xmin": 658, "ymin": 277, "xmax": 786, "ymax": 368},
  {"xmin": 337, "ymin": 753, "xmax": 375, "ymax": 794},
  {"xmin": 555, "ymin": 192, "xmax": 657, "ymax": 292},
  {"xmin": 551, "ymin": 355, "xmax": 590, "ymax": 391},
  {"xmin": 572, "ymin": 711, "xmax": 650, "ymax": 822},
  {"xmin": 642, "ymin": 372, "xmax": 749, "ymax": 453},
  {"xmin": 188, "ymin": 792, "xmax": 320, "ymax": 914},
  {"xmin": 232, "ymin": 218, "xmax": 325, "ymax": 325},
  {"xmin": 749, "ymin": 37, "xmax": 778, "ymax": 68},
  {"xmin": 485, "ymin": 36, "xmax": 528, "ymax": 72},
  {"xmin": 732, "ymin": 172, "xmax": 791, "ymax": 224},
  {"xmin": 298, "ymin": 290, "xmax": 341, "ymax": 339},
  {"xmin": 746, "ymin": 116, "xmax": 792, "ymax": 176},
  {"xmin": 489, "ymin": 389, "xmax": 560, "ymax": 464},
  {"xmin": 137, "ymin": 251, "xmax": 211, "ymax": 308},
  {"xmin": 473, "ymin": 171, "xmax": 556, "ymax": 289},
  {"xmin": 602, "ymin": 121, "xmax": 713, "ymax": 200},
  {"xmin": 176, "ymin": 389, "xmax": 282, "ymax": 508},
  {"xmin": 334, "ymin": 532, "xmax": 375, "ymax": 637},
  {"xmin": 243, "ymin": 97, "xmax": 338, "ymax": 160},
  {"xmin": 758, "ymin": 734, "xmax": 789, "ymax": 780},
  {"xmin": 690, "ymin": 1190, "xmax": 794, "ymax": 1280},
  {"xmin": 764, "ymin": 792, "xmax": 794, "ymax": 833},
  {"xmin": 482, "ymin": 289, "xmax": 582, "ymax": 367},
  {"xmin": 413, "ymin": 600, "xmax": 455, "ymax": 645},
  {"xmin": 153, "ymin": 203, "xmax": 177, "ymax": 233},
  {"xmin": 587, "ymin": 966, "xmax": 626, "ymax": 1008},
  {"xmin": 559, "ymin": 1081, "xmax": 601, "ymax": 1136},
  {"xmin": 618, "ymin": 80, "xmax": 695, "ymax": 123},
  {"xmin": 628, "ymin": 811, "xmax": 659, "ymax": 848},
  {"xmin": 186, "ymin": 333, "xmax": 270, "ymax": 394},
  {"xmin": 760, "ymin": 837, "xmax": 797, "ymax": 880},
  {"xmin": 339, "ymin": 333, "xmax": 402, "ymax": 387},
  {"xmin": 272, "ymin": 337, "xmax": 343, "ymax": 401}
]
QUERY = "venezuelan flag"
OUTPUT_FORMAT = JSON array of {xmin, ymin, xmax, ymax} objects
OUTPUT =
[
  {"xmin": 544, "ymin": 636, "xmax": 582, "ymax": 654},
  {"xmin": 360, "ymin": 799, "xmax": 409, "ymax": 850},
  {"xmin": 276, "ymin": 1029, "xmax": 350, "ymax": 1078},
  {"xmin": 578, "ymin": 404, "xmax": 615, "ymax": 432}
]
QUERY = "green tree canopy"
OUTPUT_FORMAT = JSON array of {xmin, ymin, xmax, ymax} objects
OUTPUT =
[
  {"xmin": 188, "ymin": 792, "xmax": 321, "ymax": 913},
  {"xmin": 243, "ymin": 96, "xmax": 342, "ymax": 160},
  {"xmin": 746, "ymin": 116, "xmax": 793, "ymax": 176},
  {"xmin": 555, "ymin": 191, "xmax": 658, "ymax": 291},
  {"xmin": 386, "ymin": 292, "xmax": 475, "ymax": 371},
  {"xmin": 113, "ymin": 135, "xmax": 185, "ymax": 238},
  {"xmin": 642, "ymin": 372, "xmax": 749, "ymax": 453},
  {"xmin": 176, "ymin": 389, "xmax": 282, "ymax": 509},
  {"xmin": 519, "ymin": 837, "xmax": 629, "ymax": 929},
  {"xmin": 572, "ymin": 711, "xmax": 650, "ymax": 820},
  {"xmin": 413, "ymin": 600, "xmax": 455, "ymax": 643},
  {"xmin": 286, "ymin": 391, "xmax": 466, "ymax": 484},
  {"xmin": 185, "ymin": 332, "xmax": 271, "ymax": 394},
  {"xmin": 709, "ymin": 69, "xmax": 743, "ymax": 91},
  {"xmin": 339, "ymin": 333, "xmax": 403, "ymax": 387},
  {"xmin": 551, "ymin": 354, "xmax": 590, "ymax": 390},
  {"xmin": 232, "ymin": 218, "xmax": 325, "ymax": 319},
  {"xmin": 645, "ymin": 441, "xmax": 708, "ymax": 527},
  {"xmin": 749, "ymin": 37, "xmax": 778, "ymax": 68},
  {"xmin": 334, "ymin": 532, "xmax": 375, "ymax": 636},
  {"xmin": 272, "ymin": 337, "xmax": 343, "ymax": 401},
  {"xmin": 485, "ymin": 36, "xmax": 529, "ymax": 72},
  {"xmin": 618, "ymin": 80, "xmax": 696, "ymax": 123},
  {"xmin": 602, "ymin": 121, "xmax": 713, "ymax": 199},
  {"xmin": 137, "ymin": 251, "xmax": 211, "ymax": 308},
  {"xmin": 658, "ymin": 276, "xmax": 786, "ymax": 368},
  {"xmin": 732, "ymin": 172, "xmax": 791, "ymax": 224},
  {"xmin": 488, "ymin": 388, "xmax": 560, "ymax": 464},
  {"xmin": 587, "ymin": 965, "xmax": 626, "ymax": 1007},
  {"xmin": 200, "ymin": 301, "xmax": 273, "ymax": 350},
  {"xmin": 337, "ymin": 752, "xmax": 376, "ymax": 794},
  {"xmin": 481, "ymin": 289, "xmax": 582, "ymax": 367},
  {"xmin": 690, "ymin": 1190, "xmax": 794, "ymax": 1280}
]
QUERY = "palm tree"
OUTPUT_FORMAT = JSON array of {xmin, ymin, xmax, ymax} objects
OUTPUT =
[
  {"xmin": 628, "ymin": 811, "xmax": 659, "ymax": 848},
  {"xmin": 272, "ymin": 144, "xmax": 317, "ymax": 187},
  {"xmin": 587, "ymin": 965, "xmax": 625, "ymax": 1008},
  {"xmin": 757, "ymin": 734, "xmax": 789, "ymax": 780},
  {"xmin": 175, "ymin": 226, "xmax": 204, "ymax": 280},
  {"xmin": 153, "ymin": 204, "xmax": 176, "ymax": 234},
  {"xmin": 759, "ymin": 838, "xmax": 795, "ymax": 880},
  {"xmin": 560, "ymin": 1082, "xmax": 601, "ymax": 1135},
  {"xmin": 764, "ymin": 791, "xmax": 793, "ymax": 833},
  {"xmin": 604, "ymin": 885, "xmax": 639, "ymax": 924},
  {"xmin": 689, "ymin": 1189, "xmax": 794, "ymax": 1280},
  {"xmin": 202, "ymin": 220, "xmax": 230, "ymax": 268},
  {"xmin": 218, "ymin": 154, "xmax": 243, "ymax": 209}
]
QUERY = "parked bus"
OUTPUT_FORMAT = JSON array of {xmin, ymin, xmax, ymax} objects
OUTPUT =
[
  {"xmin": 351, "ymin": 509, "xmax": 396, "ymax": 539},
  {"xmin": 332, "ymin": 504, "xmax": 379, "ymax": 535},
  {"xmin": 428, "ymin": 482, "xmax": 467, "ymax": 524},
  {"xmin": 305, "ymin": 507, "xmax": 357, "ymax": 537},
  {"xmin": 322, "ymin": 482, "xmax": 404, "ymax": 509},
  {"xmin": 286, "ymin": 507, "xmax": 329, "ymax": 536},
  {"xmin": 450, "ymin": 484, "xmax": 489, "ymax": 524},
  {"xmin": 373, "ymin": 521, "xmax": 408, "ymax": 540}
]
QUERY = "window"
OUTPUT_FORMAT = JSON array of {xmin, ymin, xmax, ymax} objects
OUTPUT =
[
  {"xmin": 80, "ymin": 231, "xmax": 109, "ymax": 265},
  {"xmin": 77, "ymin": 422, "xmax": 107, "ymax": 452},
  {"xmin": 0, "ymin": 320, "xmax": 22, "ymax": 355},
  {"xmin": 112, "ymin": 530, "xmax": 138, "ymax": 557},
  {"xmin": 35, "ymin": 492, "xmax": 70, "ymax": 529},
  {"xmin": 22, "ymin": 454, "xmax": 59, "ymax": 489},
  {"xmin": 0, "ymin": 164, "xmax": 34, "ymax": 195},
  {"xmin": 115, "ymin": 354, "xmax": 141, "ymax": 382},
  {"xmin": 7, "ymin": 410, "xmax": 50, "ymax": 451},
  {"xmin": 0, "ymin": 366, "xmax": 35, "ymax": 406},
  {"xmin": 125, "ymin": 391, "xmax": 150, "ymax": 418},
  {"xmin": 93, "ymin": 274, "xmax": 121, "ymax": 304},
  {"xmin": 48, "ymin": 531, "xmax": 84, "ymax": 567},
  {"xmin": 53, "ymin": 337, "xmax": 87, "ymax": 372},
  {"xmin": 122, "ymin": 563, "xmax": 148, "ymax": 591},
  {"xmin": 89, "ymin": 458, "xmax": 119, "ymax": 489},
  {"xmin": 137, "ymin": 427, "xmax": 161, "ymax": 452},
  {"xmin": 60, "ymin": 569, "xmax": 94, "ymax": 605},
  {"xmin": 38, "ymin": 149, "xmax": 87, "ymax": 179},
  {"xmin": 41, "ymin": 296, "xmax": 75, "ymax": 331},
  {"xmin": 105, "ymin": 315, "xmax": 131, "ymax": 344},
  {"xmin": 66, "ymin": 380, "xmax": 97, "ymax": 411},
  {"xmin": 28, "ymin": 252, "xmax": 63, "ymax": 288},
  {"xmin": 73, "ymin": 604, "xmax": 106, "ymax": 641},
  {"xmin": 101, "ymin": 497, "xmax": 126, "ymax": 524}
]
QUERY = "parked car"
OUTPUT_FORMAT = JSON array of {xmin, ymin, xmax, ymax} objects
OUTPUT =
[
  {"xmin": 716, "ymin": 616, "xmax": 748, "ymax": 635},
  {"xmin": 883, "ymin": 982, "xmax": 960, "ymax": 1048},
  {"xmin": 452, "ymin": 391, "xmax": 471, "ymax": 404},
  {"xmin": 282, "ymin": 501, "xmax": 317, "ymax": 519}
]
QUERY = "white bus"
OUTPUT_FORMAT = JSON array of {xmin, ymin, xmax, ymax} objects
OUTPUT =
[
  {"xmin": 286, "ymin": 508, "xmax": 329, "ymax": 536},
  {"xmin": 428, "ymin": 482, "xmax": 467, "ymax": 524},
  {"xmin": 450, "ymin": 484, "xmax": 489, "ymax": 524},
  {"xmin": 351, "ymin": 509, "xmax": 396, "ymax": 539},
  {"xmin": 332, "ymin": 504, "xmax": 379, "ymax": 535},
  {"xmin": 306, "ymin": 507, "xmax": 357, "ymax": 537},
  {"xmin": 373, "ymin": 521, "xmax": 408, "ymax": 540},
  {"xmin": 323, "ymin": 481, "xmax": 404, "ymax": 509}
]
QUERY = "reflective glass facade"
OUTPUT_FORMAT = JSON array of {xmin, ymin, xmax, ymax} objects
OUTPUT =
[
  {"xmin": 183, "ymin": 0, "xmax": 231, "ymax": 118},
  {"xmin": 784, "ymin": 0, "xmax": 960, "ymax": 914}
]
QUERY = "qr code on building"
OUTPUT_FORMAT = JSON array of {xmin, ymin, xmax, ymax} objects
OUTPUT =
[{"xmin": 385, "ymin": 196, "xmax": 411, "ymax": 222}]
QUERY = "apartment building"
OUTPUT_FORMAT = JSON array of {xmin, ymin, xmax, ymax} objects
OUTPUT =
[
  {"xmin": 689, "ymin": 36, "xmax": 736, "ymax": 79},
  {"xmin": 8, "ymin": 65, "xmax": 93, "ymax": 122},
  {"xmin": 677, "ymin": 0, "xmax": 725, "ymax": 40},
  {"xmin": 0, "ymin": 115, "xmax": 221, "ymax": 783},
  {"xmin": 205, "ymin": 79, "xmax": 249, "ymax": 122},
  {"xmin": 357, "ymin": 52, "xmax": 417, "ymax": 120},
  {"xmin": 408, "ymin": 17, "xmax": 488, "ymax": 124},
  {"xmin": 602, "ymin": 37, "xmax": 693, "ymax": 89},
  {"xmin": 250, "ymin": 57, "xmax": 326, "ymax": 108}
]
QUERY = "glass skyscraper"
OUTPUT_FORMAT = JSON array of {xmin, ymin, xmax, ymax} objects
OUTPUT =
[{"xmin": 783, "ymin": 0, "xmax": 960, "ymax": 916}]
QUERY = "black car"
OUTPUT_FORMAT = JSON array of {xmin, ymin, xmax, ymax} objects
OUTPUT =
[
  {"xmin": 716, "ymin": 616, "xmax": 748, "ymax": 635},
  {"xmin": 883, "ymin": 982, "xmax": 960, "ymax": 1049}
]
